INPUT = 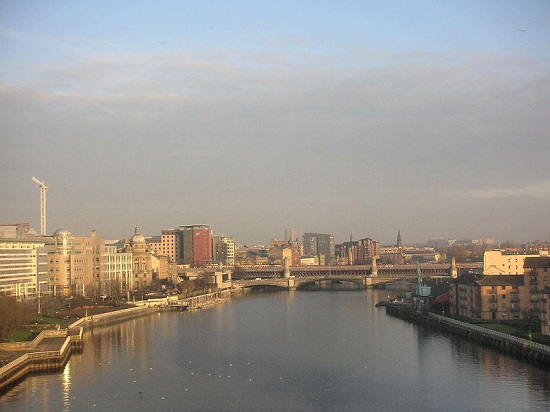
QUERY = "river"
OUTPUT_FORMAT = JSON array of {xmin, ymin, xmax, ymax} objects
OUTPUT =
[{"xmin": 1, "ymin": 290, "xmax": 550, "ymax": 411}]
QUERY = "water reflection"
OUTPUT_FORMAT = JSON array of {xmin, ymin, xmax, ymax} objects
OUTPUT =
[{"xmin": 2, "ymin": 291, "xmax": 550, "ymax": 412}]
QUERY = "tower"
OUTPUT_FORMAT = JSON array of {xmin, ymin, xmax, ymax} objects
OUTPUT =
[{"xmin": 396, "ymin": 229, "xmax": 403, "ymax": 248}]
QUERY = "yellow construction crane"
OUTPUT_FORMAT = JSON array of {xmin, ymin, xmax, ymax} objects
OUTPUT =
[{"xmin": 31, "ymin": 176, "xmax": 48, "ymax": 235}]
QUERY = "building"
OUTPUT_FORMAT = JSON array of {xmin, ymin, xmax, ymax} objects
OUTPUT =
[
  {"xmin": 285, "ymin": 227, "xmax": 298, "ymax": 242},
  {"xmin": 268, "ymin": 239, "xmax": 301, "ymax": 266},
  {"xmin": 483, "ymin": 250, "xmax": 540, "ymax": 275},
  {"xmin": 379, "ymin": 247, "xmax": 405, "ymax": 265},
  {"xmin": 104, "ymin": 245, "xmax": 133, "ymax": 299},
  {"xmin": 45, "ymin": 228, "xmax": 74, "ymax": 297},
  {"xmin": 41, "ymin": 228, "xmax": 107, "ymax": 298},
  {"xmin": 336, "ymin": 236, "xmax": 380, "ymax": 265},
  {"xmin": 449, "ymin": 273, "xmax": 483, "ymax": 319},
  {"xmin": 523, "ymin": 256, "xmax": 550, "ymax": 321},
  {"xmin": 303, "ymin": 233, "xmax": 335, "ymax": 265},
  {"xmin": 235, "ymin": 245, "xmax": 269, "ymax": 266},
  {"xmin": 403, "ymin": 247, "xmax": 442, "ymax": 263},
  {"xmin": 0, "ymin": 232, "xmax": 47, "ymax": 301},
  {"xmin": 356, "ymin": 238, "xmax": 380, "ymax": 265},
  {"xmin": 449, "ymin": 273, "xmax": 527, "ymax": 320},
  {"xmin": 158, "ymin": 229, "xmax": 181, "ymax": 263},
  {"xmin": 212, "ymin": 235, "xmax": 236, "ymax": 267},
  {"xmin": 541, "ymin": 287, "xmax": 550, "ymax": 336},
  {"xmin": 123, "ymin": 226, "xmax": 157, "ymax": 293},
  {"xmin": 180, "ymin": 224, "xmax": 212, "ymax": 267},
  {"xmin": 477, "ymin": 275, "xmax": 526, "ymax": 320}
]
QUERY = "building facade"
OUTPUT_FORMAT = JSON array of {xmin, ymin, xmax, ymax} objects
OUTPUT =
[
  {"xmin": 180, "ymin": 225, "xmax": 212, "ymax": 267},
  {"xmin": 212, "ymin": 235, "xmax": 236, "ymax": 267},
  {"xmin": 523, "ymin": 256, "xmax": 550, "ymax": 320},
  {"xmin": 483, "ymin": 250, "xmax": 539, "ymax": 275},
  {"xmin": 104, "ymin": 245, "xmax": 133, "ymax": 299},
  {"xmin": 450, "ymin": 274, "xmax": 527, "ymax": 320},
  {"xmin": 155, "ymin": 229, "xmax": 181, "ymax": 263},
  {"xmin": 302, "ymin": 233, "xmax": 335, "ymax": 265},
  {"xmin": 0, "ymin": 237, "xmax": 47, "ymax": 300}
]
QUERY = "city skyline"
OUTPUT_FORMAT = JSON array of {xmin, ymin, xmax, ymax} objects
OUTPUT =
[{"xmin": 1, "ymin": 1, "xmax": 549, "ymax": 246}]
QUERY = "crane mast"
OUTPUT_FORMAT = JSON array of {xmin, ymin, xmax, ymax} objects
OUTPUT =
[{"xmin": 31, "ymin": 176, "xmax": 47, "ymax": 235}]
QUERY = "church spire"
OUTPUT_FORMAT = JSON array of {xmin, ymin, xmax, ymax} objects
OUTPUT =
[{"xmin": 397, "ymin": 229, "xmax": 403, "ymax": 248}]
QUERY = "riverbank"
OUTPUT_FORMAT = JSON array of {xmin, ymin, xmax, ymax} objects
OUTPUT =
[
  {"xmin": 0, "ymin": 288, "xmax": 239, "ymax": 393},
  {"xmin": 385, "ymin": 304, "xmax": 550, "ymax": 367}
]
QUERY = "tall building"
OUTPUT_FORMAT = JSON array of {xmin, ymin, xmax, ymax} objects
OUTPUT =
[
  {"xmin": 158, "ymin": 229, "xmax": 181, "ymax": 263},
  {"xmin": 180, "ymin": 224, "xmax": 212, "ymax": 267},
  {"xmin": 104, "ymin": 245, "xmax": 133, "ymax": 299},
  {"xmin": 356, "ymin": 238, "xmax": 380, "ymax": 264},
  {"xmin": 303, "ymin": 233, "xmax": 335, "ymax": 265},
  {"xmin": 336, "ymin": 237, "xmax": 380, "ymax": 265},
  {"xmin": 212, "ymin": 235, "xmax": 236, "ymax": 267},
  {"xmin": 285, "ymin": 227, "xmax": 298, "ymax": 242}
]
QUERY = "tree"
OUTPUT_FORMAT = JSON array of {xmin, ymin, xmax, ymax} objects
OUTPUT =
[{"xmin": 0, "ymin": 297, "xmax": 32, "ymax": 342}]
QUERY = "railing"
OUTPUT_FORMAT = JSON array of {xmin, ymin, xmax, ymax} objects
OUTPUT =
[{"xmin": 427, "ymin": 313, "xmax": 550, "ymax": 354}]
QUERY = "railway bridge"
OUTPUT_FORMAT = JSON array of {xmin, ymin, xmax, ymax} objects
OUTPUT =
[{"xmin": 232, "ymin": 262, "xmax": 482, "ymax": 291}]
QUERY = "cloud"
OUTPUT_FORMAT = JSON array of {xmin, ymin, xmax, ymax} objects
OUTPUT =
[
  {"xmin": 465, "ymin": 180, "xmax": 550, "ymax": 200},
  {"xmin": 2, "ymin": 41, "xmax": 549, "ymax": 244}
]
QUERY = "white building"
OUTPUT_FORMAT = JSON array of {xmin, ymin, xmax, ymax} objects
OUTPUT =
[
  {"xmin": 104, "ymin": 245, "xmax": 134, "ymax": 299},
  {"xmin": 483, "ymin": 250, "xmax": 541, "ymax": 275},
  {"xmin": 0, "ymin": 238, "xmax": 47, "ymax": 301}
]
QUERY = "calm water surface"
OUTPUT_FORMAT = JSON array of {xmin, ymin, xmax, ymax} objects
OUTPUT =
[{"xmin": 1, "ymin": 290, "xmax": 550, "ymax": 411}]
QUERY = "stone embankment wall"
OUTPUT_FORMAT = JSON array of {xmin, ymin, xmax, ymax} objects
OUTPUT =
[{"xmin": 385, "ymin": 305, "xmax": 550, "ymax": 366}]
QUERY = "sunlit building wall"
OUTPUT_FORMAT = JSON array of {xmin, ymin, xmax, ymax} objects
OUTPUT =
[
  {"xmin": 104, "ymin": 245, "xmax": 133, "ymax": 299},
  {"xmin": 0, "ymin": 238, "xmax": 47, "ymax": 300},
  {"xmin": 180, "ymin": 225, "xmax": 212, "ymax": 267}
]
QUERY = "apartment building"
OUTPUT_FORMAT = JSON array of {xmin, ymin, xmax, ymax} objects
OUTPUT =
[{"xmin": 450, "ymin": 273, "xmax": 527, "ymax": 320}]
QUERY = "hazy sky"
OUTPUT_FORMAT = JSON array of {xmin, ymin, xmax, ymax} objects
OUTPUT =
[{"xmin": 1, "ymin": 1, "xmax": 549, "ymax": 246}]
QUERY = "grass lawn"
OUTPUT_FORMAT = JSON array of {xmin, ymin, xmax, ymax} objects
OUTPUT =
[{"xmin": 6, "ymin": 329, "xmax": 40, "ymax": 342}]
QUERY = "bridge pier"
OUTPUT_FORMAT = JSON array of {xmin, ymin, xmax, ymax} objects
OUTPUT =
[{"xmin": 287, "ymin": 277, "xmax": 296, "ymax": 290}]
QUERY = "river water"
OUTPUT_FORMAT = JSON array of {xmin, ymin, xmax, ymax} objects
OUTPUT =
[{"xmin": 1, "ymin": 290, "xmax": 550, "ymax": 411}]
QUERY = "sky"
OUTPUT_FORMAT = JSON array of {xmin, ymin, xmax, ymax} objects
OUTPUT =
[{"xmin": 1, "ymin": 1, "xmax": 549, "ymax": 246}]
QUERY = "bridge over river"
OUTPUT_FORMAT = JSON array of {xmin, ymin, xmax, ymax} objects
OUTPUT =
[{"xmin": 232, "ymin": 262, "xmax": 482, "ymax": 290}]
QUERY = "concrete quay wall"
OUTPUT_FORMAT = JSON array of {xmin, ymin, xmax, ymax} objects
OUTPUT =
[
  {"xmin": 0, "ymin": 329, "xmax": 83, "ymax": 393},
  {"xmin": 385, "ymin": 305, "xmax": 550, "ymax": 366}
]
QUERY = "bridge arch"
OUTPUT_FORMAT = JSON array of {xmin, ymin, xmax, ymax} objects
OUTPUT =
[{"xmin": 295, "ymin": 276, "xmax": 367, "ymax": 290}]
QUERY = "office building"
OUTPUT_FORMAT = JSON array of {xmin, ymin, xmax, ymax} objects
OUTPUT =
[
  {"xmin": 303, "ymin": 233, "xmax": 335, "ymax": 265},
  {"xmin": 180, "ymin": 225, "xmax": 212, "ymax": 267}
]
